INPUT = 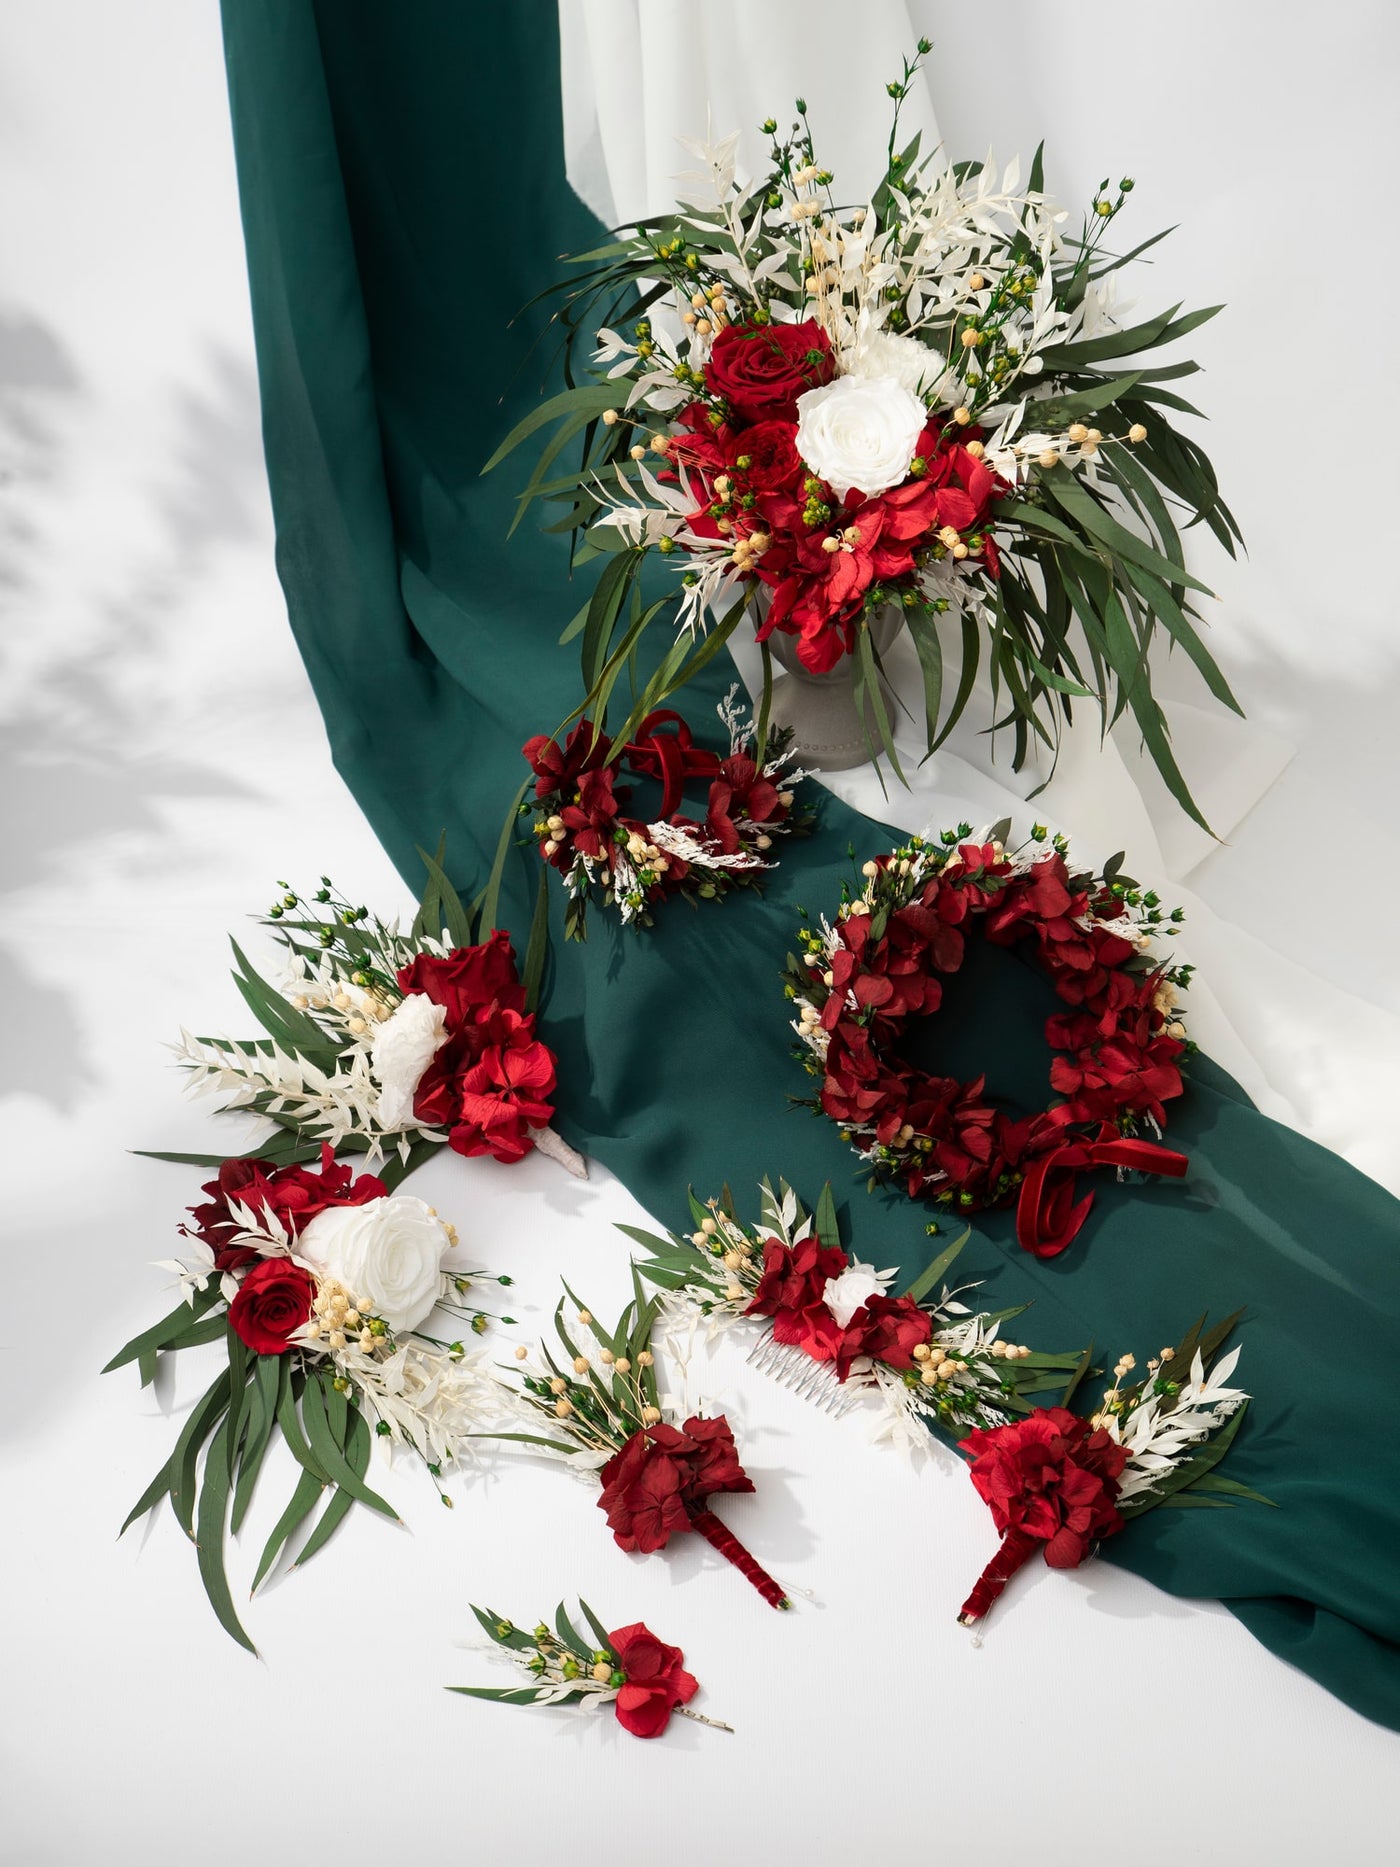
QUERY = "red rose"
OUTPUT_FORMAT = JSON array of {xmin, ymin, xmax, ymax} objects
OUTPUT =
[
  {"xmin": 704, "ymin": 319, "xmax": 834, "ymax": 424},
  {"xmin": 597, "ymin": 1415, "xmax": 754, "ymax": 1553},
  {"xmin": 396, "ymin": 930, "xmax": 526, "ymax": 1028},
  {"xmin": 606, "ymin": 1622, "xmax": 699, "ymax": 1739},
  {"xmin": 186, "ymin": 1146, "xmax": 385, "ymax": 1270},
  {"xmin": 227, "ymin": 1256, "xmax": 317, "ymax": 1356},
  {"xmin": 727, "ymin": 418, "xmax": 805, "ymax": 493},
  {"xmin": 961, "ymin": 1407, "xmax": 1127, "ymax": 1569}
]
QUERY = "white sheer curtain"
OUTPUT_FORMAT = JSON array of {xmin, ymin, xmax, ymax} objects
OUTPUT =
[
  {"xmin": 556, "ymin": 0, "xmax": 1400, "ymax": 1191},
  {"xmin": 559, "ymin": 0, "xmax": 939, "ymax": 229}
]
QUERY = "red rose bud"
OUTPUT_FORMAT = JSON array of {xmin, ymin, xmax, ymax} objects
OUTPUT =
[
  {"xmin": 397, "ymin": 929, "xmax": 527, "ymax": 1027},
  {"xmin": 703, "ymin": 319, "xmax": 834, "ymax": 425},
  {"xmin": 227, "ymin": 1257, "xmax": 317, "ymax": 1356},
  {"xmin": 956, "ymin": 1408, "xmax": 1128, "ymax": 1623},
  {"xmin": 606, "ymin": 1622, "xmax": 699, "ymax": 1738},
  {"xmin": 597, "ymin": 1416, "xmax": 788, "ymax": 1609}
]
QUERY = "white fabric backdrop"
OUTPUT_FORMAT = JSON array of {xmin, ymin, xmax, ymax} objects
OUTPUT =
[{"xmin": 3, "ymin": 4, "xmax": 1399, "ymax": 1863}]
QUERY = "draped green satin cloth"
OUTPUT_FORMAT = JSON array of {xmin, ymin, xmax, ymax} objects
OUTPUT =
[{"xmin": 222, "ymin": 1, "xmax": 1400, "ymax": 1726}]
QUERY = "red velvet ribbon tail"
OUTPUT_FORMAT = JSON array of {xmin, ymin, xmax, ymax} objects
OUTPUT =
[
  {"xmin": 1016, "ymin": 1157, "xmax": 1095, "ymax": 1259},
  {"xmin": 957, "ymin": 1529, "xmax": 1040, "ymax": 1625},
  {"xmin": 1016, "ymin": 1137, "xmax": 1190, "ymax": 1258},
  {"xmin": 688, "ymin": 1507, "xmax": 789, "ymax": 1610}
]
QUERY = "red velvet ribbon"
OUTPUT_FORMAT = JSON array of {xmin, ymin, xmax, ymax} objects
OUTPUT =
[
  {"xmin": 1015, "ymin": 1129, "xmax": 1189, "ymax": 1258},
  {"xmin": 623, "ymin": 710, "xmax": 723, "ymax": 820},
  {"xmin": 957, "ymin": 1528, "xmax": 1041, "ymax": 1623},
  {"xmin": 687, "ymin": 1506, "xmax": 790, "ymax": 1610}
]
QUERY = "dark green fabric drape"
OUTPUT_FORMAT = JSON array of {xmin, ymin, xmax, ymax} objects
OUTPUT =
[{"xmin": 222, "ymin": 1, "xmax": 1400, "ymax": 1727}]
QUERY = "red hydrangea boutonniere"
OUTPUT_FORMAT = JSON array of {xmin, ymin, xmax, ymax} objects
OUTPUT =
[
  {"xmin": 160, "ymin": 846, "xmax": 583, "ymax": 1186},
  {"xmin": 498, "ymin": 1285, "xmax": 789, "ymax": 1608},
  {"xmin": 957, "ymin": 1312, "xmax": 1270, "ymax": 1625},
  {"xmin": 454, "ymin": 1601, "xmax": 731, "ymax": 1738}
]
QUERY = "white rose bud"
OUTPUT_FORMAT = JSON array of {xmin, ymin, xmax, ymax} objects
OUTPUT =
[
  {"xmin": 822, "ymin": 1260, "xmax": 894, "ymax": 1328},
  {"xmin": 370, "ymin": 992, "xmax": 449, "ymax": 1129},
  {"xmin": 848, "ymin": 328, "xmax": 950, "ymax": 402},
  {"xmin": 795, "ymin": 372, "xmax": 928, "ymax": 501},
  {"xmin": 297, "ymin": 1195, "xmax": 448, "ymax": 1335}
]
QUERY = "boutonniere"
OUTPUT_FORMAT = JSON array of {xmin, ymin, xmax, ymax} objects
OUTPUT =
[
  {"xmin": 496, "ymin": 1278, "xmax": 788, "ymax": 1607},
  {"xmin": 454, "ymin": 1602, "xmax": 731, "ymax": 1738}
]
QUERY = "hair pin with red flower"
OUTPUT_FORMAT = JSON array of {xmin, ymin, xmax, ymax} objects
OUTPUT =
[
  {"xmin": 629, "ymin": 1178, "xmax": 1082, "ymax": 1454},
  {"xmin": 153, "ymin": 844, "xmax": 583, "ymax": 1189},
  {"xmin": 107, "ymin": 1151, "xmax": 507, "ymax": 1651},
  {"xmin": 787, "ymin": 822, "xmax": 1195, "ymax": 1257},
  {"xmin": 454, "ymin": 1602, "xmax": 731, "ymax": 1738},
  {"xmin": 521, "ymin": 686, "xmax": 811, "ymax": 939},
  {"xmin": 957, "ymin": 1311, "xmax": 1271, "ymax": 1627},
  {"xmin": 494, "ymin": 1279, "xmax": 789, "ymax": 1609}
]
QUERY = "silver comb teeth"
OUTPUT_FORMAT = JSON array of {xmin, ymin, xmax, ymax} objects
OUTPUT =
[{"xmin": 747, "ymin": 1333, "xmax": 862, "ymax": 1417}]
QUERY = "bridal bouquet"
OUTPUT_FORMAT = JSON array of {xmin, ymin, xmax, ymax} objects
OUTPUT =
[
  {"xmin": 107, "ymin": 1152, "xmax": 506, "ymax": 1650},
  {"xmin": 490, "ymin": 42, "xmax": 1240, "ymax": 826}
]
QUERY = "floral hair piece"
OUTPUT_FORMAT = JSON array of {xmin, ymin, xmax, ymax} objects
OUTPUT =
[
  {"xmin": 628, "ymin": 1178, "xmax": 1082, "ymax": 1456},
  {"xmin": 957, "ymin": 1313, "xmax": 1270, "ymax": 1625},
  {"xmin": 496, "ymin": 1279, "xmax": 789, "ymax": 1608},
  {"xmin": 454, "ymin": 1602, "xmax": 731, "ymax": 1738},
  {"xmin": 522, "ymin": 687, "xmax": 811, "ymax": 938},
  {"xmin": 107, "ymin": 1151, "xmax": 509, "ymax": 1651},
  {"xmin": 160, "ymin": 847, "xmax": 583, "ymax": 1183},
  {"xmin": 786, "ymin": 822, "xmax": 1193, "ymax": 1256}
]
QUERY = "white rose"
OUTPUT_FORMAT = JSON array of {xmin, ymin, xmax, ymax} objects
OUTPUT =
[
  {"xmin": 371, "ymin": 992, "xmax": 448, "ymax": 1129},
  {"xmin": 795, "ymin": 372, "xmax": 927, "ymax": 500},
  {"xmin": 849, "ymin": 329, "xmax": 944, "ymax": 400},
  {"xmin": 822, "ymin": 1260, "xmax": 896, "ymax": 1328},
  {"xmin": 297, "ymin": 1195, "xmax": 448, "ymax": 1335}
]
